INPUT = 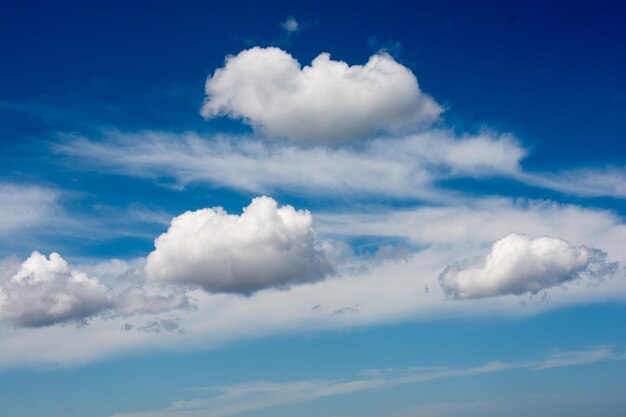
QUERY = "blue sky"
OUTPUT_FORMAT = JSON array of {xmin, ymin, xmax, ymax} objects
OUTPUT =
[{"xmin": 1, "ymin": 1, "xmax": 626, "ymax": 416}]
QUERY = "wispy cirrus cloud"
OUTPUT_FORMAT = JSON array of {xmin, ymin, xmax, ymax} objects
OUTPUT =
[
  {"xmin": 110, "ymin": 345, "xmax": 621, "ymax": 417},
  {"xmin": 519, "ymin": 167, "xmax": 626, "ymax": 199},
  {"xmin": 53, "ymin": 129, "xmax": 525, "ymax": 201},
  {"xmin": 0, "ymin": 183, "xmax": 62, "ymax": 234}
]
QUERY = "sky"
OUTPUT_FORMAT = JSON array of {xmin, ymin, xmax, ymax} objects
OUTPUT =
[{"xmin": 1, "ymin": 1, "xmax": 626, "ymax": 416}]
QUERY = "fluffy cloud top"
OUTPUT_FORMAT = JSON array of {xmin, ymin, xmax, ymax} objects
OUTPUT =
[
  {"xmin": 145, "ymin": 197, "xmax": 333, "ymax": 294},
  {"xmin": 439, "ymin": 233, "xmax": 615, "ymax": 299},
  {"xmin": 0, "ymin": 252, "xmax": 114, "ymax": 327},
  {"xmin": 201, "ymin": 47, "xmax": 442, "ymax": 144},
  {"xmin": 0, "ymin": 252, "xmax": 191, "ymax": 327}
]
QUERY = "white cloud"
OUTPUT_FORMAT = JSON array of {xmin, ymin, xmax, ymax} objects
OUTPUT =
[
  {"xmin": 0, "ymin": 253, "xmax": 191, "ymax": 327},
  {"xmin": 0, "ymin": 183, "xmax": 60, "ymax": 234},
  {"xmin": 439, "ymin": 233, "xmax": 615, "ymax": 299},
  {"xmin": 201, "ymin": 47, "xmax": 443, "ymax": 144},
  {"xmin": 1, "ymin": 196, "xmax": 625, "ymax": 367},
  {"xmin": 110, "ymin": 346, "xmax": 619, "ymax": 417},
  {"xmin": 114, "ymin": 286, "xmax": 191, "ymax": 316},
  {"xmin": 55, "ymin": 130, "xmax": 626, "ymax": 201},
  {"xmin": 55, "ymin": 129, "xmax": 525, "ymax": 200},
  {"xmin": 145, "ymin": 196, "xmax": 333, "ymax": 294},
  {"xmin": 0, "ymin": 251, "xmax": 114, "ymax": 327},
  {"xmin": 281, "ymin": 16, "xmax": 299, "ymax": 33},
  {"xmin": 519, "ymin": 167, "xmax": 626, "ymax": 199},
  {"xmin": 315, "ymin": 197, "xmax": 626, "ymax": 254}
]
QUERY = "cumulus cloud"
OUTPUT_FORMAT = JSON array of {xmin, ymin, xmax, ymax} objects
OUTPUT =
[
  {"xmin": 145, "ymin": 196, "xmax": 333, "ymax": 294},
  {"xmin": 439, "ymin": 233, "xmax": 616, "ymax": 299},
  {"xmin": 0, "ymin": 252, "xmax": 191, "ymax": 327},
  {"xmin": 201, "ymin": 47, "xmax": 443, "ymax": 144},
  {"xmin": 0, "ymin": 252, "xmax": 114, "ymax": 327}
]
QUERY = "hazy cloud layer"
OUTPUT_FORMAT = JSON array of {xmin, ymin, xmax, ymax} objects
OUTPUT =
[
  {"xmin": 114, "ymin": 286, "xmax": 190, "ymax": 316},
  {"xmin": 201, "ymin": 47, "xmax": 442, "ymax": 144},
  {"xmin": 0, "ymin": 183, "xmax": 61, "ymax": 234},
  {"xmin": 145, "ymin": 196, "xmax": 333, "ymax": 294},
  {"xmin": 439, "ymin": 233, "xmax": 616, "ymax": 299}
]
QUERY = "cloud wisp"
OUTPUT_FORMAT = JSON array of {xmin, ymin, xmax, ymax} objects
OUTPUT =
[
  {"xmin": 0, "ymin": 183, "xmax": 62, "ymax": 235},
  {"xmin": 110, "ymin": 345, "xmax": 621, "ymax": 417},
  {"xmin": 54, "ymin": 129, "xmax": 525, "ymax": 201},
  {"xmin": 519, "ymin": 167, "xmax": 626, "ymax": 199}
]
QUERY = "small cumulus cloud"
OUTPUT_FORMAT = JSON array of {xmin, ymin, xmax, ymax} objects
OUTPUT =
[
  {"xmin": 0, "ymin": 252, "xmax": 191, "ymax": 328},
  {"xmin": 0, "ymin": 252, "xmax": 114, "ymax": 327},
  {"xmin": 201, "ymin": 47, "xmax": 442, "ymax": 144},
  {"xmin": 439, "ymin": 233, "xmax": 617, "ymax": 299},
  {"xmin": 144, "ymin": 196, "xmax": 333, "ymax": 294}
]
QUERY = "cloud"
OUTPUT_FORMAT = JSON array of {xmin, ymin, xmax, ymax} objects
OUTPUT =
[
  {"xmin": 315, "ymin": 197, "xmax": 626, "ymax": 253},
  {"xmin": 519, "ymin": 166, "xmax": 626, "ymax": 199},
  {"xmin": 280, "ymin": 16, "xmax": 300, "ymax": 33},
  {"xmin": 55, "ymin": 130, "xmax": 626, "ymax": 201},
  {"xmin": 439, "ymin": 233, "xmax": 616, "ymax": 299},
  {"xmin": 144, "ymin": 196, "xmax": 333, "ymax": 294},
  {"xmin": 2, "ymin": 196, "xmax": 625, "ymax": 367},
  {"xmin": 55, "ymin": 129, "xmax": 525, "ymax": 200},
  {"xmin": 0, "ymin": 183, "xmax": 61, "ymax": 234},
  {"xmin": 0, "ymin": 252, "xmax": 190, "ymax": 327},
  {"xmin": 110, "ymin": 346, "xmax": 620, "ymax": 417},
  {"xmin": 201, "ymin": 47, "xmax": 443, "ymax": 144},
  {"xmin": 0, "ymin": 251, "xmax": 114, "ymax": 327},
  {"xmin": 114, "ymin": 286, "xmax": 190, "ymax": 316}
]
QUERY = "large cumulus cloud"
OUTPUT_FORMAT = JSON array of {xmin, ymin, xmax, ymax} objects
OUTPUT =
[
  {"xmin": 439, "ymin": 233, "xmax": 616, "ymax": 299},
  {"xmin": 201, "ymin": 47, "xmax": 442, "ymax": 144},
  {"xmin": 144, "ymin": 196, "xmax": 333, "ymax": 294}
]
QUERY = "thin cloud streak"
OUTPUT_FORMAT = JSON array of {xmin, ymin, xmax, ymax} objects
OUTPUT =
[
  {"xmin": 110, "ymin": 345, "xmax": 621, "ymax": 417},
  {"xmin": 53, "ymin": 129, "xmax": 525, "ymax": 202}
]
